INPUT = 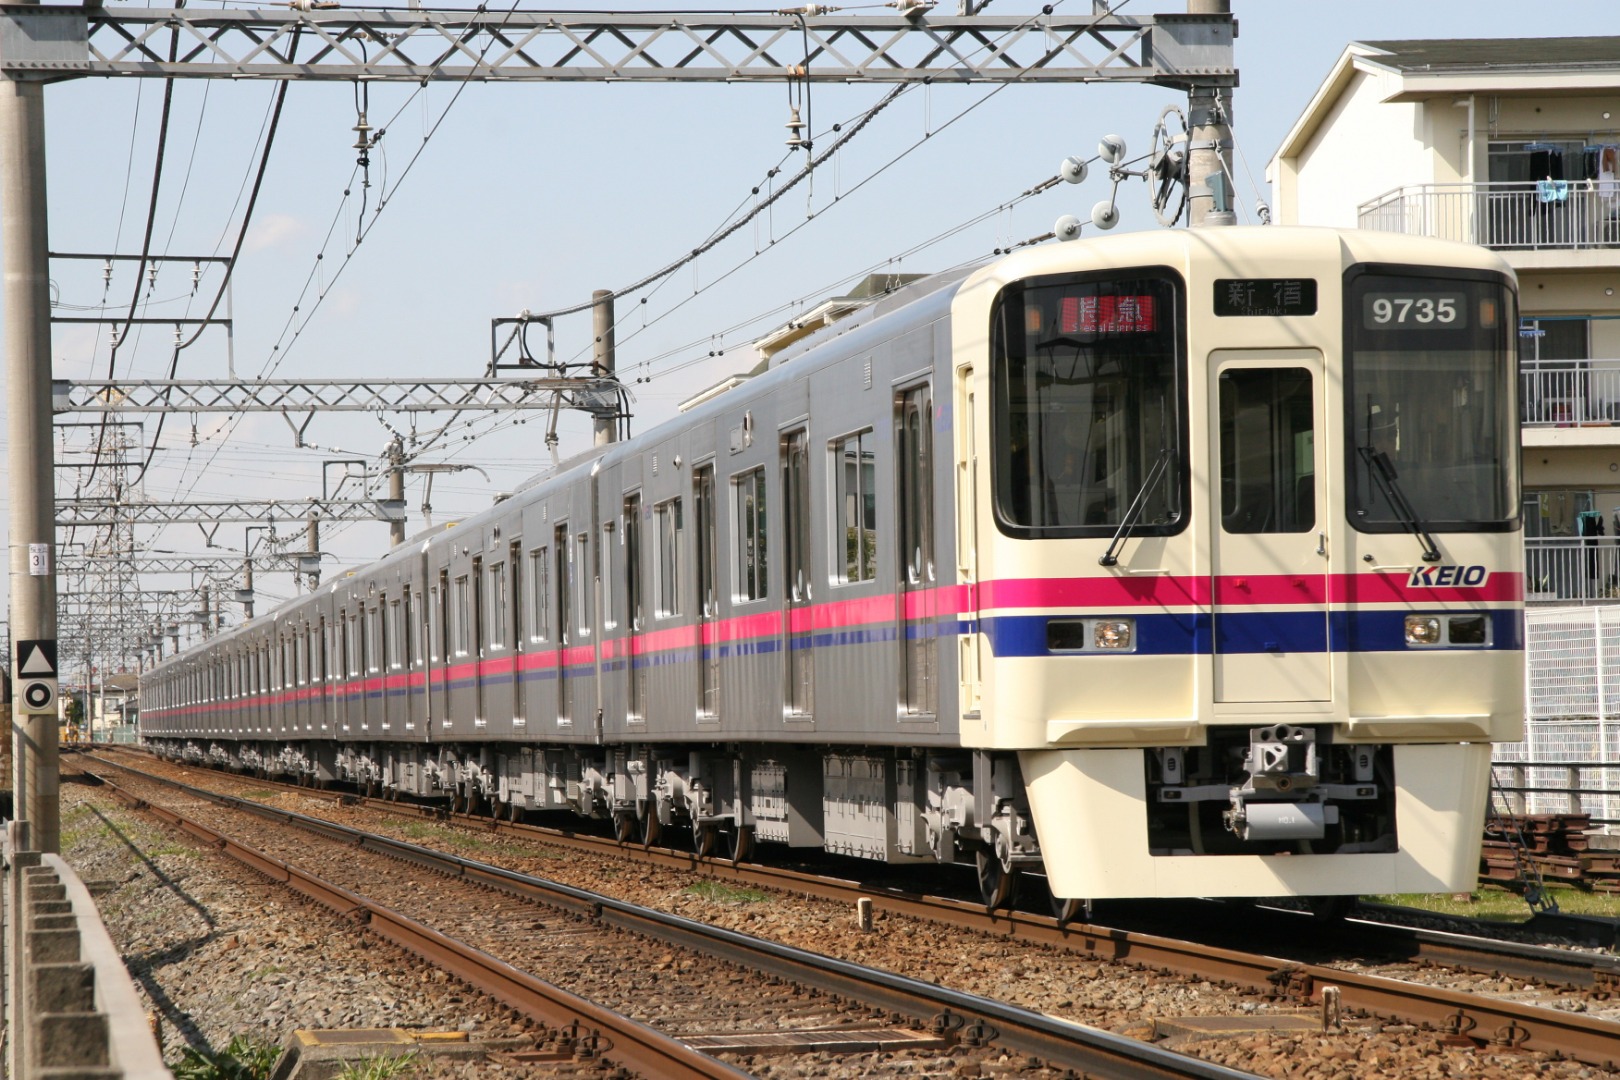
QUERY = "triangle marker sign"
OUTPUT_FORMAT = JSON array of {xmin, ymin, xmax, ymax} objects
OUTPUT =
[{"xmin": 19, "ymin": 644, "xmax": 55, "ymax": 676}]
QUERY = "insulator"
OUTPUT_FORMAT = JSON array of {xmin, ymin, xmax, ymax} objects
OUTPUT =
[
  {"xmin": 353, "ymin": 111, "xmax": 372, "ymax": 151},
  {"xmin": 785, "ymin": 105, "xmax": 805, "ymax": 149}
]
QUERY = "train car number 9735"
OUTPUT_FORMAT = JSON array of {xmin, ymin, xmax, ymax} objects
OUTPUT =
[{"xmin": 1363, "ymin": 293, "xmax": 1468, "ymax": 329}]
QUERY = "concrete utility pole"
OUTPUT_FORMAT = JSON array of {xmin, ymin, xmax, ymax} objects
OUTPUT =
[
  {"xmin": 387, "ymin": 437, "xmax": 407, "ymax": 546},
  {"xmin": 2, "ymin": 0, "xmax": 60, "ymax": 852},
  {"xmin": 1185, "ymin": 0, "xmax": 1236, "ymax": 228},
  {"xmin": 592, "ymin": 290, "xmax": 616, "ymax": 447},
  {"xmin": 306, "ymin": 515, "xmax": 321, "ymax": 591}
]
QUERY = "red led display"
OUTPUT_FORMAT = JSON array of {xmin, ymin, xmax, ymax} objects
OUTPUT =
[{"xmin": 1059, "ymin": 294, "xmax": 1156, "ymax": 334}]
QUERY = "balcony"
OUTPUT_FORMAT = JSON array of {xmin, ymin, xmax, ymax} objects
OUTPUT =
[
  {"xmin": 1359, "ymin": 182, "xmax": 1620, "ymax": 251},
  {"xmin": 1522, "ymin": 359, "xmax": 1620, "ymax": 427},
  {"xmin": 1527, "ymin": 537, "xmax": 1620, "ymax": 605}
]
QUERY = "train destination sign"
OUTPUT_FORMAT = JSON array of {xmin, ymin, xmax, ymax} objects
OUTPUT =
[{"xmin": 1214, "ymin": 278, "xmax": 1318, "ymax": 318}]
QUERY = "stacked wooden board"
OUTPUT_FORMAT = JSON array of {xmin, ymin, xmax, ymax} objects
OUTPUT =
[{"xmin": 1480, "ymin": 813, "xmax": 1620, "ymax": 891}]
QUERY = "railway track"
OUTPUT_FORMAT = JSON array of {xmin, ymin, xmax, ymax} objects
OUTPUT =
[
  {"xmin": 84, "ymin": 748, "xmax": 1620, "ymax": 1071},
  {"xmin": 71, "ymin": 757, "xmax": 1263, "ymax": 1080}
]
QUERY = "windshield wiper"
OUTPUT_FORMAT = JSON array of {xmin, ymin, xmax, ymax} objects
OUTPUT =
[
  {"xmin": 1357, "ymin": 445, "xmax": 1440, "ymax": 563},
  {"xmin": 1099, "ymin": 447, "xmax": 1172, "ymax": 567}
]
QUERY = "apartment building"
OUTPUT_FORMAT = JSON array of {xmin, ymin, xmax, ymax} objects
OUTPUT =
[{"xmin": 1269, "ymin": 37, "xmax": 1620, "ymax": 822}]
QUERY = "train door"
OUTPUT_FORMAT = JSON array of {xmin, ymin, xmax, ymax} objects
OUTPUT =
[
  {"xmin": 365, "ymin": 597, "xmax": 384, "ymax": 733},
  {"xmin": 781, "ymin": 429, "xmax": 813, "ymax": 720},
  {"xmin": 897, "ymin": 384, "xmax": 938, "ymax": 718},
  {"xmin": 555, "ymin": 523, "xmax": 573, "ymax": 726},
  {"xmin": 955, "ymin": 370, "xmax": 982, "ymax": 717},
  {"xmin": 509, "ymin": 538, "xmax": 524, "ymax": 729},
  {"xmin": 1208, "ymin": 350, "xmax": 1331, "ymax": 703},
  {"xmin": 694, "ymin": 464, "xmax": 719, "ymax": 721},
  {"xmin": 624, "ymin": 494, "xmax": 646, "ymax": 723}
]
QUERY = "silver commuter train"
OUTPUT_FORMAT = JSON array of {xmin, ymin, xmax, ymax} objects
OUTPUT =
[{"xmin": 142, "ymin": 225, "xmax": 1524, "ymax": 908}]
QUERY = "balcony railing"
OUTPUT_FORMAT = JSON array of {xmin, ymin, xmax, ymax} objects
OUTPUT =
[
  {"xmin": 1359, "ymin": 182, "xmax": 1620, "ymax": 250},
  {"xmin": 1522, "ymin": 359, "xmax": 1620, "ymax": 427},
  {"xmin": 1527, "ymin": 537, "xmax": 1620, "ymax": 604}
]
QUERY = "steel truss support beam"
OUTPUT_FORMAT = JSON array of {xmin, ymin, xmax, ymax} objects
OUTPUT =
[
  {"xmin": 52, "ymin": 376, "xmax": 616, "ymax": 415},
  {"xmin": 56, "ymin": 498, "xmax": 403, "ymax": 527},
  {"xmin": 0, "ymin": 9, "xmax": 1233, "ymax": 88},
  {"xmin": 59, "ymin": 553, "xmax": 310, "ymax": 576}
]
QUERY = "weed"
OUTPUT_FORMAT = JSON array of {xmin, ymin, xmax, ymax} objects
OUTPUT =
[
  {"xmin": 336, "ymin": 1050, "xmax": 420, "ymax": 1080},
  {"xmin": 1370, "ymin": 887, "xmax": 1620, "ymax": 921},
  {"xmin": 684, "ymin": 881, "xmax": 771, "ymax": 904},
  {"xmin": 171, "ymin": 1035, "xmax": 282, "ymax": 1080}
]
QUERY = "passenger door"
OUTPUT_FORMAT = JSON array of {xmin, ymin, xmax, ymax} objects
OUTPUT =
[{"xmin": 1208, "ymin": 350, "xmax": 1331, "ymax": 703}]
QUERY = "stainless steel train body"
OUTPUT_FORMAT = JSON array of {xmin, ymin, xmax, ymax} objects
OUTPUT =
[{"xmin": 141, "ymin": 226, "xmax": 1524, "ymax": 903}]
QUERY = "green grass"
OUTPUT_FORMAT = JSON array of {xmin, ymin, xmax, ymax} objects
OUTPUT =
[
  {"xmin": 683, "ymin": 881, "xmax": 772, "ymax": 904},
  {"xmin": 1369, "ymin": 887, "xmax": 1620, "ymax": 921},
  {"xmin": 239, "ymin": 790, "xmax": 278, "ymax": 802}
]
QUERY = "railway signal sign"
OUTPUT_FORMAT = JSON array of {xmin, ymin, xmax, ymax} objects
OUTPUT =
[{"xmin": 14, "ymin": 639, "xmax": 58, "ymax": 715}]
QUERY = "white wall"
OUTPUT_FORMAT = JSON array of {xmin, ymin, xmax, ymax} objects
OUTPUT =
[{"xmin": 1288, "ymin": 66, "xmax": 1434, "ymax": 227}]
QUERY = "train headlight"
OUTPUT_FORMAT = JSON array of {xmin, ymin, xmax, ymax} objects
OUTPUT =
[
  {"xmin": 1094, "ymin": 619, "xmax": 1133, "ymax": 649},
  {"xmin": 1404, "ymin": 615, "xmax": 1442, "ymax": 646}
]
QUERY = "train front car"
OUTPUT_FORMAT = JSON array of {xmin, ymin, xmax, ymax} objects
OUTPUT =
[{"xmin": 952, "ymin": 226, "xmax": 1521, "ymax": 904}]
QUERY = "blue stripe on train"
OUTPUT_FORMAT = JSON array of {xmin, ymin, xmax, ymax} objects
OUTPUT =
[{"xmin": 980, "ymin": 609, "xmax": 1522, "ymax": 658}]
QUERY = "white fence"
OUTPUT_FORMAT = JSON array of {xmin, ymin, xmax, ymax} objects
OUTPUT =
[
  {"xmin": 1498, "ymin": 606, "xmax": 1620, "ymax": 829},
  {"xmin": 1359, "ymin": 181, "xmax": 1620, "ymax": 251}
]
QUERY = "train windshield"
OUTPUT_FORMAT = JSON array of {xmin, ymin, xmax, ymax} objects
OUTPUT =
[
  {"xmin": 1345, "ymin": 268, "xmax": 1518, "ymax": 533},
  {"xmin": 990, "ymin": 271, "xmax": 1186, "ymax": 538}
]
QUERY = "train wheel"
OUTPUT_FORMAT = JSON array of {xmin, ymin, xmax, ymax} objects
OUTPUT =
[
  {"xmin": 1051, "ymin": 896, "xmax": 1087, "ymax": 925},
  {"xmin": 614, "ymin": 812, "xmax": 636, "ymax": 844},
  {"xmin": 641, "ymin": 810, "xmax": 663, "ymax": 849},
  {"xmin": 506, "ymin": 799, "xmax": 523, "ymax": 824},
  {"xmin": 976, "ymin": 849, "xmax": 1018, "ymax": 910},
  {"xmin": 727, "ymin": 824, "xmax": 755, "ymax": 864},
  {"xmin": 692, "ymin": 824, "xmax": 719, "ymax": 858}
]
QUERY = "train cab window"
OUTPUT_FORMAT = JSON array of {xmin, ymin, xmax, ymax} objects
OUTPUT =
[
  {"xmin": 1218, "ymin": 368, "xmax": 1315, "ymax": 534},
  {"xmin": 990, "ymin": 271, "xmax": 1185, "ymax": 538},
  {"xmin": 1345, "ymin": 268, "xmax": 1518, "ymax": 532},
  {"xmin": 831, "ymin": 431, "xmax": 878, "ymax": 583},
  {"xmin": 655, "ymin": 499, "xmax": 682, "ymax": 618},
  {"xmin": 734, "ymin": 467, "xmax": 769, "ymax": 602}
]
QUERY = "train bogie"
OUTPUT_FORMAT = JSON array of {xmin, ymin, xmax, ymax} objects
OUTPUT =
[{"xmin": 144, "ymin": 226, "xmax": 1524, "ymax": 904}]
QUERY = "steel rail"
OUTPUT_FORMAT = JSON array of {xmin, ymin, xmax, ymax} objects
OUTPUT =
[
  {"xmin": 89, "ymin": 751, "xmax": 1620, "ymax": 1069},
  {"xmin": 93, "ymin": 779, "xmax": 749, "ymax": 1080},
  {"xmin": 83, "ymin": 759, "xmax": 1259, "ymax": 1080}
]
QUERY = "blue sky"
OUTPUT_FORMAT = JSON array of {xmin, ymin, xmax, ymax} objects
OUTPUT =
[{"xmin": 5, "ymin": 0, "xmax": 1617, "ymax": 652}]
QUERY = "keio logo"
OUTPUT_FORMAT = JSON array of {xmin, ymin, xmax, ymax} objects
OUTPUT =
[{"xmin": 1407, "ymin": 565, "xmax": 1488, "ymax": 588}]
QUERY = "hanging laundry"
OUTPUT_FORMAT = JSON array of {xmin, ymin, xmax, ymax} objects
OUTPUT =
[
  {"xmin": 1599, "ymin": 145, "xmax": 1618, "ymax": 210},
  {"xmin": 1537, "ymin": 179, "xmax": 1570, "ymax": 203},
  {"xmin": 1529, "ymin": 143, "xmax": 1565, "ymax": 182}
]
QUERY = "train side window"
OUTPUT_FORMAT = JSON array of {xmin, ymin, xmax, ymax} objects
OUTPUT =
[
  {"xmin": 624, "ymin": 495, "xmax": 643, "ymax": 632},
  {"xmin": 654, "ymin": 499, "xmax": 682, "ymax": 618},
  {"xmin": 733, "ymin": 466, "xmax": 768, "ymax": 602},
  {"xmin": 509, "ymin": 539, "xmax": 523, "ymax": 648},
  {"xmin": 388, "ymin": 599, "xmax": 404, "ymax": 670},
  {"xmin": 453, "ymin": 575, "xmax": 471, "ymax": 657},
  {"xmin": 601, "ymin": 523, "xmax": 617, "ymax": 631},
  {"xmin": 402, "ymin": 593, "xmax": 415, "ymax": 669},
  {"xmin": 831, "ymin": 431, "xmax": 878, "ymax": 584},
  {"xmin": 529, "ymin": 547, "xmax": 550, "ymax": 642},
  {"xmin": 576, "ymin": 532, "xmax": 593, "ymax": 636},
  {"xmin": 487, "ymin": 562, "xmax": 507, "ymax": 649}
]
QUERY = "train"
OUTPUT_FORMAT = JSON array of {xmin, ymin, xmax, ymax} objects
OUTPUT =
[{"xmin": 141, "ymin": 225, "xmax": 1524, "ymax": 911}]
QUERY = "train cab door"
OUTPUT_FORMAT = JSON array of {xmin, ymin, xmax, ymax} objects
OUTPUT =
[
  {"xmin": 1208, "ymin": 350, "xmax": 1331, "ymax": 704},
  {"xmin": 897, "ymin": 384, "xmax": 938, "ymax": 721}
]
